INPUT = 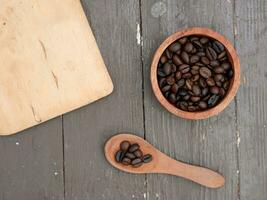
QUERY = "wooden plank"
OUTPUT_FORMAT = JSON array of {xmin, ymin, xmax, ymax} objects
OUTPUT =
[
  {"xmin": 235, "ymin": 0, "xmax": 267, "ymax": 199},
  {"xmin": 0, "ymin": 118, "xmax": 64, "ymax": 200},
  {"xmin": 63, "ymin": 0, "xmax": 146, "ymax": 199},
  {"xmin": 141, "ymin": 0, "xmax": 238, "ymax": 199},
  {"xmin": 0, "ymin": 0, "xmax": 113, "ymax": 135}
]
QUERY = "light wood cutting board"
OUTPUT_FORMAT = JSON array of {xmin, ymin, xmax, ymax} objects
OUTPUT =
[{"xmin": 0, "ymin": 0, "xmax": 114, "ymax": 135}]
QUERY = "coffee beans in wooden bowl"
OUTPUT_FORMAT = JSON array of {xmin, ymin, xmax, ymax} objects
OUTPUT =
[
  {"xmin": 157, "ymin": 36, "xmax": 234, "ymax": 112},
  {"xmin": 115, "ymin": 140, "xmax": 152, "ymax": 168}
]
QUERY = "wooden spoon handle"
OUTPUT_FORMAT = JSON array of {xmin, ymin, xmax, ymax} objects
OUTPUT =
[{"xmin": 154, "ymin": 154, "xmax": 225, "ymax": 188}]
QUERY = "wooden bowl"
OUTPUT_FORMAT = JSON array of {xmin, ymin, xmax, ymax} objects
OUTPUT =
[{"xmin": 150, "ymin": 27, "xmax": 240, "ymax": 120}]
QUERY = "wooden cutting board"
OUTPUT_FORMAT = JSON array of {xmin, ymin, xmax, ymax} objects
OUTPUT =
[{"xmin": 0, "ymin": 0, "xmax": 113, "ymax": 135}]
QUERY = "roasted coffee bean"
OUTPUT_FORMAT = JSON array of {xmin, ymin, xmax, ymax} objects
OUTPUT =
[
  {"xmin": 227, "ymin": 70, "xmax": 234, "ymax": 78},
  {"xmin": 200, "ymin": 37, "xmax": 209, "ymax": 44},
  {"xmin": 190, "ymin": 36, "xmax": 199, "ymax": 41},
  {"xmin": 196, "ymin": 52, "xmax": 206, "ymax": 57},
  {"xmin": 216, "ymin": 81, "xmax": 222, "ymax": 87},
  {"xmin": 177, "ymin": 79, "xmax": 185, "ymax": 87},
  {"xmin": 158, "ymin": 78, "xmax": 166, "ymax": 88},
  {"xmin": 143, "ymin": 154, "xmax": 153, "ymax": 163},
  {"xmin": 190, "ymin": 55, "xmax": 200, "ymax": 64},
  {"xmin": 202, "ymin": 87, "xmax": 209, "ymax": 96},
  {"xmin": 192, "ymin": 40, "xmax": 203, "ymax": 49},
  {"xmin": 219, "ymin": 88, "xmax": 226, "ymax": 96},
  {"xmin": 178, "ymin": 37, "xmax": 188, "ymax": 44},
  {"xmin": 120, "ymin": 140, "xmax": 131, "ymax": 151},
  {"xmin": 188, "ymin": 106, "xmax": 197, "ymax": 111},
  {"xmin": 195, "ymin": 62, "xmax": 205, "ymax": 67},
  {"xmin": 122, "ymin": 157, "xmax": 131, "ymax": 166},
  {"xmin": 168, "ymin": 93, "xmax": 176, "ymax": 104},
  {"xmin": 173, "ymin": 55, "xmax": 183, "ymax": 66},
  {"xmin": 178, "ymin": 88, "xmax": 187, "ymax": 96},
  {"xmin": 208, "ymin": 95, "xmax": 220, "ymax": 107},
  {"xmin": 221, "ymin": 62, "xmax": 231, "ymax": 70},
  {"xmin": 181, "ymin": 51, "xmax": 190, "ymax": 64},
  {"xmin": 178, "ymin": 101, "xmax": 188, "ymax": 110},
  {"xmin": 191, "ymin": 74, "xmax": 200, "ymax": 82},
  {"xmin": 206, "ymin": 47, "xmax": 217, "ymax": 60},
  {"xmin": 201, "ymin": 56, "xmax": 210, "ymax": 65},
  {"xmin": 214, "ymin": 66, "xmax": 225, "ymax": 74},
  {"xmin": 183, "ymin": 94, "xmax": 191, "ymax": 101},
  {"xmin": 125, "ymin": 152, "xmax": 136, "ymax": 160},
  {"xmin": 164, "ymin": 91, "xmax": 170, "ymax": 98},
  {"xmin": 182, "ymin": 72, "xmax": 192, "ymax": 79},
  {"xmin": 198, "ymin": 101, "xmax": 208, "ymax": 109},
  {"xmin": 191, "ymin": 69, "xmax": 199, "ymax": 75},
  {"xmin": 161, "ymin": 85, "xmax": 171, "ymax": 92},
  {"xmin": 166, "ymin": 76, "xmax": 175, "ymax": 85},
  {"xmin": 131, "ymin": 158, "xmax": 143, "ymax": 167},
  {"xmin": 160, "ymin": 55, "xmax": 168, "ymax": 64},
  {"xmin": 192, "ymin": 65, "xmax": 200, "ymax": 71},
  {"xmin": 171, "ymin": 64, "xmax": 177, "ymax": 73},
  {"xmin": 175, "ymin": 71, "xmax": 182, "ymax": 80},
  {"xmin": 191, "ymin": 96, "xmax": 201, "ymax": 102},
  {"xmin": 169, "ymin": 42, "xmax": 181, "ymax": 52},
  {"xmin": 133, "ymin": 150, "xmax": 143, "ymax": 158},
  {"xmin": 157, "ymin": 69, "xmax": 166, "ymax": 77},
  {"xmin": 213, "ymin": 41, "xmax": 224, "ymax": 52},
  {"xmin": 223, "ymin": 81, "xmax": 230, "ymax": 90},
  {"xmin": 218, "ymin": 51, "xmax": 226, "ymax": 59},
  {"xmin": 179, "ymin": 64, "xmax": 190, "ymax": 73},
  {"xmin": 128, "ymin": 144, "xmax": 140, "ymax": 153},
  {"xmin": 163, "ymin": 63, "xmax": 172, "ymax": 75},
  {"xmin": 165, "ymin": 49, "xmax": 172, "ymax": 59},
  {"xmin": 214, "ymin": 74, "xmax": 224, "ymax": 82},
  {"xmin": 206, "ymin": 78, "xmax": 215, "ymax": 86},
  {"xmin": 115, "ymin": 150, "xmax": 124, "ymax": 162},
  {"xmin": 203, "ymin": 94, "xmax": 211, "ymax": 101},
  {"xmin": 171, "ymin": 84, "xmax": 179, "ymax": 94},
  {"xmin": 210, "ymin": 86, "xmax": 220, "ymax": 94},
  {"xmin": 210, "ymin": 60, "xmax": 220, "ymax": 67},
  {"xmin": 199, "ymin": 67, "xmax": 212, "ymax": 78},
  {"xmin": 192, "ymin": 85, "xmax": 201, "ymax": 96},
  {"xmin": 184, "ymin": 42, "xmax": 194, "ymax": 53},
  {"xmin": 186, "ymin": 79, "xmax": 193, "ymax": 90},
  {"xmin": 199, "ymin": 78, "xmax": 207, "ymax": 88}
]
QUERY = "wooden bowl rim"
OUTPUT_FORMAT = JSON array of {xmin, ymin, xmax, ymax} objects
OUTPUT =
[{"xmin": 150, "ymin": 27, "xmax": 240, "ymax": 120}]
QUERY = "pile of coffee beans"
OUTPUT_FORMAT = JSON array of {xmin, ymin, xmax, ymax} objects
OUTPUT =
[
  {"xmin": 157, "ymin": 35, "xmax": 233, "ymax": 111},
  {"xmin": 115, "ymin": 141, "xmax": 152, "ymax": 168}
]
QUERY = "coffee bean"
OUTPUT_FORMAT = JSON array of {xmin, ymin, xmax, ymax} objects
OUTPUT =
[
  {"xmin": 203, "ymin": 94, "xmax": 211, "ymax": 101},
  {"xmin": 216, "ymin": 81, "xmax": 222, "ymax": 87},
  {"xmin": 201, "ymin": 56, "xmax": 210, "ymax": 65},
  {"xmin": 186, "ymin": 79, "xmax": 193, "ymax": 90},
  {"xmin": 171, "ymin": 64, "xmax": 177, "ymax": 73},
  {"xmin": 120, "ymin": 140, "xmax": 130, "ymax": 151},
  {"xmin": 175, "ymin": 71, "xmax": 182, "ymax": 80},
  {"xmin": 178, "ymin": 101, "xmax": 188, "ymax": 110},
  {"xmin": 171, "ymin": 84, "xmax": 179, "ymax": 94},
  {"xmin": 168, "ymin": 93, "xmax": 176, "ymax": 104},
  {"xmin": 179, "ymin": 64, "xmax": 190, "ymax": 73},
  {"xmin": 214, "ymin": 74, "xmax": 224, "ymax": 82},
  {"xmin": 177, "ymin": 79, "xmax": 185, "ymax": 87},
  {"xmin": 198, "ymin": 101, "xmax": 208, "ymax": 109},
  {"xmin": 188, "ymin": 105, "xmax": 197, "ymax": 111},
  {"xmin": 192, "ymin": 65, "xmax": 200, "ymax": 71},
  {"xmin": 122, "ymin": 157, "xmax": 131, "ymax": 166},
  {"xmin": 210, "ymin": 60, "xmax": 220, "ymax": 67},
  {"xmin": 214, "ymin": 66, "xmax": 225, "ymax": 74},
  {"xmin": 128, "ymin": 144, "xmax": 140, "ymax": 153},
  {"xmin": 163, "ymin": 63, "xmax": 172, "ymax": 75},
  {"xmin": 208, "ymin": 95, "xmax": 220, "ymax": 107},
  {"xmin": 181, "ymin": 51, "xmax": 190, "ymax": 64},
  {"xmin": 190, "ymin": 36, "xmax": 199, "ymax": 41},
  {"xmin": 192, "ymin": 85, "xmax": 201, "ymax": 96},
  {"xmin": 191, "ymin": 96, "xmax": 201, "ymax": 102},
  {"xmin": 178, "ymin": 37, "xmax": 188, "ymax": 44},
  {"xmin": 199, "ymin": 67, "xmax": 212, "ymax": 78},
  {"xmin": 131, "ymin": 158, "xmax": 143, "ymax": 167},
  {"xmin": 160, "ymin": 55, "xmax": 168, "ymax": 64},
  {"xmin": 227, "ymin": 70, "xmax": 234, "ymax": 78},
  {"xmin": 133, "ymin": 150, "xmax": 143, "ymax": 158},
  {"xmin": 206, "ymin": 47, "xmax": 217, "ymax": 60},
  {"xmin": 191, "ymin": 74, "xmax": 200, "ymax": 82},
  {"xmin": 173, "ymin": 55, "xmax": 183, "ymax": 66},
  {"xmin": 184, "ymin": 42, "xmax": 194, "ymax": 53},
  {"xmin": 115, "ymin": 150, "xmax": 124, "ymax": 162},
  {"xmin": 161, "ymin": 85, "xmax": 171, "ymax": 92},
  {"xmin": 192, "ymin": 40, "xmax": 203, "ymax": 49},
  {"xmin": 218, "ymin": 51, "xmax": 226, "ymax": 59},
  {"xmin": 221, "ymin": 62, "xmax": 231, "ymax": 70},
  {"xmin": 200, "ymin": 37, "xmax": 209, "ymax": 44},
  {"xmin": 183, "ymin": 94, "xmax": 191, "ymax": 101},
  {"xmin": 169, "ymin": 42, "xmax": 181, "ymax": 52},
  {"xmin": 206, "ymin": 78, "xmax": 215, "ymax": 86},
  {"xmin": 196, "ymin": 52, "xmax": 206, "ymax": 57},
  {"xmin": 199, "ymin": 78, "xmax": 207, "ymax": 88},
  {"xmin": 143, "ymin": 154, "xmax": 153, "ymax": 163},
  {"xmin": 165, "ymin": 49, "xmax": 172, "ymax": 59},
  {"xmin": 213, "ymin": 41, "xmax": 224, "ymax": 52},
  {"xmin": 182, "ymin": 73, "xmax": 192, "ymax": 79},
  {"xmin": 190, "ymin": 55, "xmax": 200, "ymax": 64},
  {"xmin": 202, "ymin": 87, "xmax": 209, "ymax": 96},
  {"xmin": 158, "ymin": 78, "xmax": 166, "ymax": 88},
  {"xmin": 195, "ymin": 62, "xmax": 205, "ymax": 67},
  {"xmin": 164, "ymin": 91, "xmax": 170, "ymax": 98},
  {"xmin": 223, "ymin": 81, "xmax": 230, "ymax": 90},
  {"xmin": 125, "ymin": 152, "xmax": 136, "ymax": 160},
  {"xmin": 166, "ymin": 76, "xmax": 175, "ymax": 85},
  {"xmin": 210, "ymin": 86, "xmax": 220, "ymax": 94},
  {"xmin": 219, "ymin": 88, "xmax": 226, "ymax": 96},
  {"xmin": 178, "ymin": 88, "xmax": 187, "ymax": 96},
  {"xmin": 157, "ymin": 69, "xmax": 166, "ymax": 77}
]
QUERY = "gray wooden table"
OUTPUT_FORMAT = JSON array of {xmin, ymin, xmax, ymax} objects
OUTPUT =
[{"xmin": 0, "ymin": 0, "xmax": 266, "ymax": 199}]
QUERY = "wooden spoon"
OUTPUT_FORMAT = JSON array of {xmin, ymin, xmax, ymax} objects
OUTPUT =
[{"xmin": 104, "ymin": 133, "xmax": 225, "ymax": 188}]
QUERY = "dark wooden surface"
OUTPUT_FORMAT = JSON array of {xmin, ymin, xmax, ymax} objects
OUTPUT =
[{"xmin": 0, "ymin": 0, "xmax": 266, "ymax": 200}]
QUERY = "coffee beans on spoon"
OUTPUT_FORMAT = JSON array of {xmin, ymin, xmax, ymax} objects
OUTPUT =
[
  {"xmin": 157, "ymin": 35, "xmax": 233, "ymax": 111},
  {"xmin": 115, "ymin": 140, "xmax": 153, "ymax": 168}
]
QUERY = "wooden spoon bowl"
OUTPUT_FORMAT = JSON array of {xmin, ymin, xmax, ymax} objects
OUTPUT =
[
  {"xmin": 150, "ymin": 27, "xmax": 240, "ymax": 119},
  {"xmin": 105, "ymin": 133, "xmax": 225, "ymax": 188}
]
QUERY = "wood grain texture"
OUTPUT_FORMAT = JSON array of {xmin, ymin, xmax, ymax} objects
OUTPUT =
[
  {"xmin": 63, "ymin": 0, "xmax": 146, "ymax": 199},
  {"xmin": 0, "ymin": 0, "xmax": 113, "ymax": 135},
  {"xmin": 0, "ymin": 118, "xmax": 64, "ymax": 200},
  {"xmin": 235, "ymin": 0, "xmax": 267, "ymax": 199},
  {"xmin": 141, "ymin": 0, "xmax": 238, "ymax": 199}
]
